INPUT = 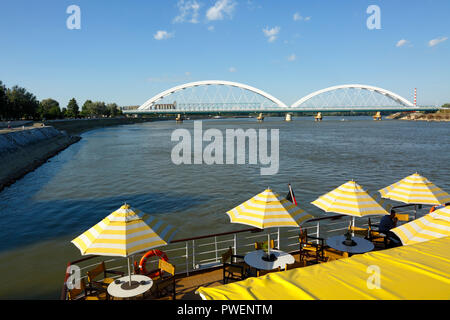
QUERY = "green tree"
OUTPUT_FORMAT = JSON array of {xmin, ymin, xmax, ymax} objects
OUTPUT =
[
  {"xmin": 39, "ymin": 98, "xmax": 61, "ymax": 120},
  {"xmin": 6, "ymin": 85, "xmax": 39, "ymax": 119},
  {"xmin": 0, "ymin": 81, "xmax": 7, "ymax": 120},
  {"xmin": 106, "ymin": 103, "xmax": 121, "ymax": 117},
  {"xmin": 90, "ymin": 101, "xmax": 107, "ymax": 117},
  {"xmin": 81, "ymin": 100, "xmax": 93, "ymax": 117},
  {"xmin": 66, "ymin": 98, "xmax": 79, "ymax": 118}
]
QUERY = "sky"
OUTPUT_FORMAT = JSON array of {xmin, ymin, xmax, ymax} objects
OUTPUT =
[{"xmin": 0, "ymin": 0, "xmax": 449, "ymax": 108}]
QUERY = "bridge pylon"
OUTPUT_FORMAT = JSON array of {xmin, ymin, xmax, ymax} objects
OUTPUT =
[
  {"xmin": 257, "ymin": 113, "xmax": 264, "ymax": 122},
  {"xmin": 285, "ymin": 113, "xmax": 292, "ymax": 122},
  {"xmin": 314, "ymin": 112, "xmax": 323, "ymax": 122}
]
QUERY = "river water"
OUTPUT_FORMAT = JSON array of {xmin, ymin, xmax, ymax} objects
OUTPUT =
[{"xmin": 0, "ymin": 116, "xmax": 449, "ymax": 298}]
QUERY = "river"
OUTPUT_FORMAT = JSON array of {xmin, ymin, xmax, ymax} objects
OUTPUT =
[{"xmin": 0, "ymin": 116, "xmax": 449, "ymax": 298}]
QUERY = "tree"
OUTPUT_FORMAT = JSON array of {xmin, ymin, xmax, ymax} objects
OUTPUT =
[
  {"xmin": 106, "ymin": 103, "xmax": 121, "ymax": 117},
  {"xmin": 90, "ymin": 101, "xmax": 107, "ymax": 117},
  {"xmin": 39, "ymin": 98, "xmax": 62, "ymax": 120},
  {"xmin": 66, "ymin": 98, "xmax": 79, "ymax": 118},
  {"xmin": 81, "ymin": 100, "xmax": 93, "ymax": 117},
  {"xmin": 6, "ymin": 85, "xmax": 39, "ymax": 119},
  {"xmin": 0, "ymin": 81, "xmax": 7, "ymax": 120}
]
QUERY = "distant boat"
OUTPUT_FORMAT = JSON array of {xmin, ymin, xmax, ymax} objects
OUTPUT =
[{"xmin": 212, "ymin": 115, "xmax": 222, "ymax": 119}]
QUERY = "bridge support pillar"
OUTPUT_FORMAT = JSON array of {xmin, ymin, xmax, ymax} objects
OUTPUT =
[
  {"xmin": 176, "ymin": 113, "xmax": 183, "ymax": 123},
  {"xmin": 285, "ymin": 113, "xmax": 292, "ymax": 122},
  {"xmin": 257, "ymin": 113, "xmax": 264, "ymax": 122},
  {"xmin": 314, "ymin": 112, "xmax": 322, "ymax": 122},
  {"xmin": 373, "ymin": 112, "xmax": 382, "ymax": 121}
]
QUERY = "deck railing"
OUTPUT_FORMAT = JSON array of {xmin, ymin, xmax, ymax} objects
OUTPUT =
[{"xmin": 61, "ymin": 204, "xmax": 426, "ymax": 300}]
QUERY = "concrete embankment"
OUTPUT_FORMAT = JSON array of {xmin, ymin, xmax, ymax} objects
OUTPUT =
[
  {"xmin": 0, "ymin": 126, "xmax": 81, "ymax": 192},
  {"xmin": 43, "ymin": 117, "xmax": 159, "ymax": 135}
]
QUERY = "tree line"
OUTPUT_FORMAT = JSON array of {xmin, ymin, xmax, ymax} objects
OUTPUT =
[{"xmin": 0, "ymin": 81, "xmax": 123, "ymax": 120}]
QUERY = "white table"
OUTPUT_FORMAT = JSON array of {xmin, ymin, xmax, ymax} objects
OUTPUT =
[
  {"xmin": 107, "ymin": 275, "xmax": 153, "ymax": 299},
  {"xmin": 326, "ymin": 235, "xmax": 374, "ymax": 255},
  {"xmin": 244, "ymin": 249, "xmax": 295, "ymax": 271}
]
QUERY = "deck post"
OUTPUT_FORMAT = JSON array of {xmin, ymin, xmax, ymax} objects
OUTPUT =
[
  {"xmin": 316, "ymin": 221, "xmax": 320, "ymax": 244},
  {"xmin": 185, "ymin": 241, "xmax": 189, "ymax": 276},
  {"xmin": 214, "ymin": 236, "xmax": 218, "ymax": 263},
  {"xmin": 233, "ymin": 233, "xmax": 237, "ymax": 255},
  {"xmin": 277, "ymin": 227, "xmax": 280, "ymax": 249},
  {"xmin": 192, "ymin": 240, "xmax": 196, "ymax": 270}
]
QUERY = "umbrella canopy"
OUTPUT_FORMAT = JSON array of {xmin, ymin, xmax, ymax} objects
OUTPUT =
[
  {"xmin": 72, "ymin": 204, "xmax": 178, "ymax": 257},
  {"xmin": 311, "ymin": 180, "xmax": 389, "ymax": 217},
  {"xmin": 391, "ymin": 206, "xmax": 450, "ymax": 245},
  {"xmin": 226, "ymin": 188, "xmax": 313, "ymax": 229},
  {"xmin": 379, "ymin": 173, "xmax": 450, "ymax": 205}
]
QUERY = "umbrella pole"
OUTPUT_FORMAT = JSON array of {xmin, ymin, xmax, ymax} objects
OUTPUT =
[
  {"xmin": 267, "ymin": 233, "xmax": 271, "ymax": 256},
  {"xmin": 127, "ymin": 257, "xmax": 132, "ymax": 286}
]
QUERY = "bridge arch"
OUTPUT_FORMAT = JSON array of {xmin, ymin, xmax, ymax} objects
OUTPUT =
[
  {"xmin": 138, "ymin": 80, "xmax": 289, "ymax": 110},
  {"xmin": 291, "ymin": 84, "xmax": 414, "ymax": 108}
]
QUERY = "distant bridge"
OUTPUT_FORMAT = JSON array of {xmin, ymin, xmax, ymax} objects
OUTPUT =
[{"xmin": 123, "ymin": 80, "xmax": 439, "ymax": 115}]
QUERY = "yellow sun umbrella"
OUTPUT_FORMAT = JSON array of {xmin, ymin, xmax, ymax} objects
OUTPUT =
[
  {"xmin": 379, "ymin": 173, "xmax": 450, "ymax": 206},
  {"xmin": 226, "ymin": 188, "xmax": 313, "ymax": 255},
  {"xmin": 312, "ymin": 180, "xmax": 389, "ymax": 217},
  {"xmin": 391, "ymin": 206, "xmax": 450, "ymax": 245},
  {"xmin": 72, "ymin": 204, "xmax": 178, "ymax": 286}
]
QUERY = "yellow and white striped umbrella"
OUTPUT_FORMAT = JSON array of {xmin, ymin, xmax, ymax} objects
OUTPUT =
[
  {"xmin": 379, "ymin": 173, "xmax": 450, "ymax": 205},
  {"xmin": 311, "ymin": 180, "xmax": 389, "ymax": 217},
  {"xmin": 71, "ymin": 204, "xmax": 178, "ymax": 257},
  {"xmin": 226, "ymin": 188, "xmax": 313, "ymax": 229},
  {"xmin": 391, "ymin": 206, "xmax": 450, "ymax": 245}
]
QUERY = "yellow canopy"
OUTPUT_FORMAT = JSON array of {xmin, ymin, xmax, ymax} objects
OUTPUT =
[
  {"xmin": 379, "ymin": 173, "xmax": 450, "ymax": 205},
  {"xmin": 311, "ymin": 180, "xmax": 389, "ymax": 217},
  {"xmin": 226, "ymin": 188, "xmax": 313, "ymax": 229},
  {"xmin": 72, "ymin": 204, "xmax": 178, "ymax": 257},
  {"xmin": 391, "ymin": 206, "xmax": 450, "ymax": 245},
  {"xmin": 196, "ymin": 236, "xmax": 450, "ymax": 300}
]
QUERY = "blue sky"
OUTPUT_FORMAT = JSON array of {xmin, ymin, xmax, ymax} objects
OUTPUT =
[{"xmin": 0, "ymin": 0, "xmax": 449, "ymax": 108}]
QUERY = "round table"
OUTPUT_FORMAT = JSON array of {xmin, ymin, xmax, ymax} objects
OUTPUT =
[
  {"xmin": 244, "ymin": 249, "xmax": 295, "ymax": 271},
  {"xmin": 326, "ymin": 235, "xmax": 374, "ymax": 255},
  {"xmin": 107, "ymin": 275, "xmax": 153, "ymax": 299}
]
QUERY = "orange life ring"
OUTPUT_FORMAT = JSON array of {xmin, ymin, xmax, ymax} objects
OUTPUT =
[
  {"xmin": 137, "ymin": 249, "xmax": 169, "ymax": 279},
  {"xmin": 429, "ymin": 205, "xmax": 443, "ymax": 213}
]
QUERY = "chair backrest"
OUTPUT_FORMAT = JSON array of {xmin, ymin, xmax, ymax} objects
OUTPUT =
[
  {"xmin": 395, "ymin": 213, "xmax": 409, "ymax": 222},
  {"xmin": 159, "ymin": 259, "xmax": 175, "ymax": 276},
  {"xmin": 68, "ymin": 278, "xmax": 87, "ymax": 300},
  {"xmin": 254, "ymin": 240, "xmax": 275, "ymax": 250},
  {"xmin": 87, "ymin": 261, "xmax": 106, "ymax": 282},
  {"xmin": 299, "ymin": 229, "xmax": 308, "ymax": 245},
  {"xmin": 221, "ymin": 247, "xmax": 233, "ymax": 264}
]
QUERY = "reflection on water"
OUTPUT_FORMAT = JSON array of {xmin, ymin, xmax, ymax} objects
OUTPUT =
[{"xmin": 0, "ymin": 117, "xmax": 449, "ymax": 298}]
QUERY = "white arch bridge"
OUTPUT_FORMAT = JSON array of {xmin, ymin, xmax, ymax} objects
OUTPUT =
[{"xmin": 123, "ymin": 80, "xmax": 439, "ymax": 114}]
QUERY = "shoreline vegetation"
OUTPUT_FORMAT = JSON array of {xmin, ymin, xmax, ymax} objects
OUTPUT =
[{"xmin": 386, "ymin": 109, "xmax": 450, "ymax": 122}]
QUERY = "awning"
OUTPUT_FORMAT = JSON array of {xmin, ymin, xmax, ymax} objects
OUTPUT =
[{"xmin": 196, "ymin": 236, "xmax": 450, "ymax": 300}]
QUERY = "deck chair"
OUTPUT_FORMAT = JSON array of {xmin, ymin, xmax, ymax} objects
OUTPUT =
[
  {"xmin": 254, "ymin": 239, "xmax": 276, "ymax": 250},
  {"xmin": 299, "ymin": 230, "xmax": 327, "ymax": 265},
  {"xmin": 222, "ymin": 247, "xmax": 248, "ymax": 284},
  {"xmin": 285, "ymin": 260, "xmax": 305, "ymax": 271},
  {"xmin": 151, "ymin": 259, "xmax": 176, "ymax": 300},
  {"xmin": 86, "ymin": 261, "xmax": 124, "ymax": 291},
  {"xmin": 367, "ymin": 218, "xmax": 388, "ymax": 248},
  {"xmin": 67, "ymin": 278, "xmax": 108, "ymax": 300},
  {"xmin": 395, "ymin": 213, "xmax": 409, "ymax": 223}
]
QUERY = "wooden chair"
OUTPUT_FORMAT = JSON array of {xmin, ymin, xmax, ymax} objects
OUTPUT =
[
  {"xmin": 67, "ymin": 278, "xmax": 108, "ymax": 300},
  {"xmin": 299, "ymin": 230, "xmax": 327, "ymax": 265},
  {"xmin": 151, "ymin": 259, "xmax": 176, "ymax": 300},
  {"xmin": 395, "ymin": 213, "xmax": 409, "ymax": 223},
  {"xmin": 254, "ymin": 239, "xmax": 276, "ymax": 250},
  {"xmin": 367, "ymin": 218, "xmax": 388, "ymax": 249},
  {"xmin": 348, "ymin": 225, "xmax": 370, "ymax": 238},
  {"xmin": 285, "ymin": 260, "xmax": 305, "ymax": 270},
  {"xmin": 86, "ymin": 261, "xmax": 124, "ymax": 291},
  {"xmin": 257, "ymin": 267, "xmax": 281, "ymax": 277},
  {"xmin": 222, "ymin": 247, "xmax": 248, "ymax": 284}
]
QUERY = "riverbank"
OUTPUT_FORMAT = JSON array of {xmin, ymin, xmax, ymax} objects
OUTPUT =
[
  {"xmin": 0, "ymin": 127, "xmax": 81, "ymax": 192},
  {"xmin": 387, "ymin": 111, "xmax": 450, "ymax": 121}
]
